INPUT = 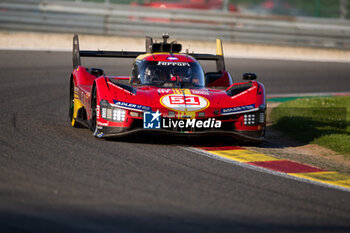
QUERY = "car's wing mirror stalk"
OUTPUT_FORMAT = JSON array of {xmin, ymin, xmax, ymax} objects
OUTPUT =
[{"xmin": 243, "ymin": 73, "xmax": 257, "ymax": 80}]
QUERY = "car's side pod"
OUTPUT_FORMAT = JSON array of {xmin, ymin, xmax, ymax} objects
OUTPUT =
[
  {"xmin": 206, "ymin": 71, "xmax": 233, "ymax": 88},
  {"xmin": 109, "ymin": 79, "xmax": 136, "ymax": 95},
  {"xmin": 226, "ymin": 82, "xmax": 253, "ymax": 97}
]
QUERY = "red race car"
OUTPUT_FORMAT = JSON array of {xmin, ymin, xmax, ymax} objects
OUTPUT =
[{"xmin": 69, "ymin": 34, "xmax": 266, "ymax": 143}]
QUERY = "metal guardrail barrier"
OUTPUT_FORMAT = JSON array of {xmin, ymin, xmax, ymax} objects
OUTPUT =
[{"xmin": 1, "ymin": 0, "xmax": 350, "ymax": 49}]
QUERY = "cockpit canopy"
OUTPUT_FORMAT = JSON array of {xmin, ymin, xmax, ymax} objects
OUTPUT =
[{"xmin": 130, "ymin": 59, "xmax": 205, "ymax": 88}]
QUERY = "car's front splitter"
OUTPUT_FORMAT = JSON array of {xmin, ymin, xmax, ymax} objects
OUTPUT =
[{"xmin": 94, "ymin": 126, "xmax": 266, "ymax": 143}]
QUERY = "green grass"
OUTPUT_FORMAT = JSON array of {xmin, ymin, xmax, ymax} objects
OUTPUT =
[
  {"xmin": 270, "ymin": 96, "xmax": 350, "ymax": 157},
  {"xmin": 232, "ymin": 0, "xmax": 350, "ymax": 18}
]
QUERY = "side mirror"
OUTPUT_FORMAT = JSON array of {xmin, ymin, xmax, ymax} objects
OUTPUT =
[
  {"xmin": 90, "ymin": 68, "xmax": 104, "ymax": 77},
  {"xmin": 243, "ymin": 73, "xmax": 257, "ymax": 80}
]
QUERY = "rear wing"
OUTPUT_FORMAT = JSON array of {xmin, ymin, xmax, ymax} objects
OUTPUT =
[
  {"xmin": 73, "ymin": 34, "xmax": 225, "ymax": 72},
  {"xmin": 72, "ymin": 34, "xmax": 143, "ymax": 69},
  {"xmin": 189, "ymin": 39, "xmax": 226, "ymax": 72}
]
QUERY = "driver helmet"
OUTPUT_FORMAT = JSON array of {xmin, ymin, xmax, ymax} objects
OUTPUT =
[
  {"xmin": 182, "ymin": 67, "xmax": 192, "ymax": 83},
  {"xmin": 144, "ymin": 67, "xmax": 158, "ymax": 83},
  {"xmin": 169, "ymin": 67, "xmax": 192, "ymax": 82},
  {"xmin": 169, "ymin": 68, "xmax": 178, "ymax": 82}
]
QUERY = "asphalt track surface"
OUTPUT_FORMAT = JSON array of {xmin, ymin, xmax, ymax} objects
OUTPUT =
[{"xmin": 1, "ymin": 50, "xmax": 350, "ymax": 233}]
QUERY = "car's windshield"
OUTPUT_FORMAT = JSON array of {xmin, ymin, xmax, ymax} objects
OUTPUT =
[{"xmin": 133, "ymin": 60, "xmax": 205, "ymax": 88}]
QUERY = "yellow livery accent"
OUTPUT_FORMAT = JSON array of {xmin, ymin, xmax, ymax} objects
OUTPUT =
[
  {"xmin": 183, "ymin": 89, "xmax": 191, "ymax": 95},
  {"xmin": 72, "ymin": 98, "xmax": 83, "ymax": 127},
  {"xmin": 171, "ymin": 88, "xmax": 191, "ymax": 95},
  {"xmin": 136, "ymin": 53, "xmax": 153, "ymax": 60},
  {"xmin": 216, "ymin": 39, "xmax": 224, "ymax": 56},
  {"xmin": 177, "ymin": 111, "xmax": 196, "ymax": 119},
  {"xmin": 172, "ymin": 88, "xmax": 182, "ymax": 94},
  {"xmin": 136, "ymin": 52, "xmax": 181, "ymax": 60}
]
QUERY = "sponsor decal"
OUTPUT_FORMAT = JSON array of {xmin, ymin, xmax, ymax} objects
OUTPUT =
[
  {"xmin": 158, "ymin": 88, "xmax": 172, "ymax": 94},
  {"xmin": 231, "ymin": 86, "xmax": 256, "ymax": 99},
  {"xmin": 190, "ymin": 90, "xmax": 209, "ymax": 95},
  {"xmin": 163, "ymin": 118, "xmax": 221, "ymax": 129},
  {"xmin": 109, "ymin": 82, "xmax": 136, "ymax": 95},
  {"xmin": 157, "ymin": 61, "xmax": 190, "ymax": 67},
  {"xmin": 113, "ymin": 100, "xmax": 151, "ymax": 111},
  {"xmin": 93, "ymin": 128, "xmax": 104, "ymax": 138},
  {"xmin": 96, "ymin": 121, "xmax": 109, "ymax": 127},
  {"xmin": 221, "ymin": 104, "xmax": 256, "ymax": 115},
  {"xmin": 96, "ymin": 105, "xmax": 100, "ymax": 120},
  {"xmin": 143, "ymin": 110, "xmax": 161, "ymax": 129},
  {"xmin": 160, "ymin": 94, "xmax": 209, "ymax": 112},
  {"xmin": 167, "ymin": 57, "xmax": 179, "ymax": 61},
  {"xmin": 143, "ymin": 110, "xmax": 221, "ymax": 129}
]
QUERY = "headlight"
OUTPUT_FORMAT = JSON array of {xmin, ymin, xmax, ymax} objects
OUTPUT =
[
  {"xmin": 112, "ymin": 108, "xmax": 126, "ymax": 122},
  {"xmin": 100, "ymin": 100, "xmax": 126, "ymax": 122},
  {"xmin": 244, "ymin": 114, "xmax": 256, "ymax": 126},
  {"xmin": 101, "ymin": 107, "xmax": 107, "ymax": 119}
]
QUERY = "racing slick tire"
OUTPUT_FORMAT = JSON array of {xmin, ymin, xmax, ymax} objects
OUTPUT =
[
  {"xmin": 90, "ymin": 85, "xmax": 99, "ymax": 138},
  {"xmin": 69, "ymin": 78, "xmax": 78, "ymax": 127},
  {"xmin": 69, "ymin": 77, "xmax": 85, "ymax": 128}
]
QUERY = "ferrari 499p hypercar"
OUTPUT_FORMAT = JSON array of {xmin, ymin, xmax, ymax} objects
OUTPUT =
[{"xmin": 69, "ymin": 34, "xmax": 266, "ymax": 143}]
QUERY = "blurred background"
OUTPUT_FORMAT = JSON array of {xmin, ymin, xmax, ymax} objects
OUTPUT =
[
  {"xmin": 0, "ymin": 0, "xmax": 350, "ymax": 49},
  {"xmin": 91, "ymin": 0, "xmax": 350, "ymax": 18}
]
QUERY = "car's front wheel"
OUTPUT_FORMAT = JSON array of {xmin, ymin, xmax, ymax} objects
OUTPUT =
[
  {"xmin": 69, "ymin": 78, "xmax": 77, "ymax": 127},
  {"xmin": 90, "ymin": 86, "xmax": 99, "ymax": 137}
]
